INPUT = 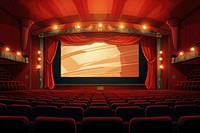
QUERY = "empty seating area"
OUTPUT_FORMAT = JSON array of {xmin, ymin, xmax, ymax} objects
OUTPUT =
[
  {"xmin": 0, "ymin": 90, "xmax": 200, "ymax": 133},
  {"xmin": 174, "ymin": 67, "xmax": 200, "ymax": 91},
  {"xmin": 0, "ymin": 66, "xmax": 26, "ymax": 91}
]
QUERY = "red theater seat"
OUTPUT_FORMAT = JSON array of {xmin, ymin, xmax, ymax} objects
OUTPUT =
[
  {"xmin": 60, "ymin": 106, "xmax": 84, "ymax": 122},
  {"xmin": 35, "ymin": 116, "xmax": 76, "ymax": 133},
  {"xmin": 129, "ymin": 116, "xmax": 173, "ymax": 133},
  {"xmin": 145, "ymin": 105, "xmax": 171, "ymax": 117},
  {"xmin": 82, "ymin": 117, "xmax": 123, "ymax": 133},
  {"xmin": 178, "ymin": 115, "xmax": 200, "ymax": 133},
  {"xmin": 0, "ymin": 116, "xmax": 29, "ymax": 133},
  {"xmin": 85, "ymin": 106, "xmax": 113, "ymax": 117}
]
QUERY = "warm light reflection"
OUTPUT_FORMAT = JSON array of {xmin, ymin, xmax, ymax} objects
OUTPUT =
[
  {"xmin": 159, "ymin": 51, "xmax": 163, "ymax": 54},
  {"xmin": 98, "ymin": 23, "xmax": 103, "ymax": 28},
  {"xmin": 179, "ymin": 51, "xmax": 184, "ymax": 56},
  {"xmin": 5, "ymin": 47, "xmax": 10, "ymax": 51},
  {"xmin": 38, "ymin": 51, "xmax": 41, "ymax": 54},
  {"xmin": 38, "ymin": 57, "xmax": 41, "ymax": 61},
  {"xmin": 16, "ymin": 52, "xmax": 21, "ymax": 56},
  {"xmin": 159, "ymin": 57, "xmax": 163, "ymax": 61},
  {"xmin": 190, "ymin": 47, "xmax": 195, "ymax": 51},
  {"xmin": 142, "ymin": 24, "xmax": 148, "ymax": 30},
  {"xmin": 159, "ymin": 65, "xmax": 164, "ymax": 69},
  {"xmin": 53, "ymin": 25, "xmax": 58, "ymax": 30},
  {"xmin": 119, "ymin": 24, "xmax": 125, "ymax": 29},
  {"xmin": 75, "ymin": 24, "xmax": 81, "ymax": 29},
  {"xmin": 36, "ymin": 65, "xmax": 41, "ymax": 69}
]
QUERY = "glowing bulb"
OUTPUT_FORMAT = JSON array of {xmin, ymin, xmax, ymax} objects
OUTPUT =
[
  {"xmin": 159, "ymin": 65, "xmax": 164, "ymax": 69},
  {"xmin": 53, "ymin": 25, "xmax": 58, "ymax": 30},
  {"xmin": 142, "ymin": 25, "xmax": 148, "ymax": 30},
  {"xmin": 38, "ymin": 51, "xmax": 41, "ymax": 54},
  {"xmin": 179, "ymin": 51, "xmax": 184, "ymax": 56},
  {"xmin": 119, "ymin": 24, "xmax": 124, "ymax": 29},
  {"xmin": 98, "ymin": 23, "xmax": 103, "ymax": 28},
  {"xmin": 38, "ymin": 57, "xmax": 41, "ymax": 61},
  {"xmin": 16, "ymin": 52, "xmax": 21, "ymax": 56},
  {"xmin": 37, "ymin": 65, "xmax": 41, "ymax": 69},
  {"xmin": 190, "ymin": 47, "xmax": 195, "ymax": 51},
  {"xmin": 5, "ymin": 47, "xmax": 10, "ymax": 51},
  {"xmin": 159, "ymin": 57, "xmax": 163, "ymax": 61},
  {"xmin": 159, "ymin": 51, "xmax": 163, "ymax": 54},
  {"xmin": 75, "ymin": 24, "xmax": 81, "ymax": 29}
]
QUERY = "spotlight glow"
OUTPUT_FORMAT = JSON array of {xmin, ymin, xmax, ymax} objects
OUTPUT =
[
  {"xmin": 75, "ymin": 24, "xmax": 81, "ymax": 29},
  {"xmin": 53, "ymin": 25, "xmax": 58, "ymax": 30},
  {"xmin": 190, "ymin": 47, "xmax": 195, "ymax": 51},
  {"xmin": 5, "ymin": 47, "xmax": 10, "ymax": 51},
  {"xmin": 159, "ymin": 65, "xmax": 164, "ymax": 69},
  {"xmin": 142, "ymin": 25, "xmax": 148, "ymax": 30},
  {"xmin": 37, "ymin": 65, "xmax": 41, "ymax": 69},
  {"xmin": 98, "ymin": 23, "xmax": 103, "ymax": 28},
  {"xmin": 119, "ymin": 24, "xmax": 125, "ymax": 29},
  {"xmin": 38, "ymin": 57, "xmax": 41, "ymax": 61},
  {"xmin": 179, "ymin": 51, "xmax": 184, "ymax": 56},
  {"xmin": 16, "ymin": 52, "xmax": 21, "ymax": 56}
]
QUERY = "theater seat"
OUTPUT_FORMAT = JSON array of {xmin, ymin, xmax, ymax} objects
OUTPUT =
[
  {"xmin": 35, "ymin": 116, "xmax": 76, "ymax": 133},
  {"xmin": 178, "ymin": 115, "xmax": 200, "ymax": 133},
  {"xmin": 0, "ymin": 116, "xmax": 29, "ymax": 133},
  {"xmin": 145, "ymin": 105, "xmax": 171, "ymax": 117},
  {"xmin": 129, "ymin": 116, "xmax": 173, "ymax": 133},
  {"xmin": 82, "ymin": 117, "xmax": 123, "ymax": 133}
]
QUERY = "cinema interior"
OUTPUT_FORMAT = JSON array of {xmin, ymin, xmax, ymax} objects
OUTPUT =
[{"xmin": 0, "ymin": 0, "xmax": 200, "ymax": 133}]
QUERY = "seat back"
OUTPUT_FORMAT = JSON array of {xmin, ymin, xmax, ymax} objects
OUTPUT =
[
  {"xmin": 115, "ymin": 106, "xmax": 142, "ymax": 122},
  {"xmin": 7, "ymin": 104, "xmax": 32, "ymax": 118},
  {"xmin": 60, "ymin": 106, "xmax": 84, "ymax": 122},
  {"xmin": 85, "ymin": 106, "xmax": 113, "ymax": 117},
  {"xmin": 145, "ymin": 105, "xmax": 171, "ymax": 117},
  {"xmin": 31, "ymin": 105, "xmax": 59, "ymax": 121},
  {"xmin": 178, "ymin": 115, "xmax": 200, "ymax": 133},
  {"xmin": 173, "ymin": 104, "xmax": 200, "ymax": 121},
  {"xmin": 0, "ymin": 116, "xmax": 29, "ymax": 133},
  {"xmin": 129, "ymin": 116, "xmax": 173, "ymax": 133},
  {"xmin": 35, "ymin": 116, "xmax": 76, "ymax": 133},
  {"xmin": 82, "ymin": 117, "xmax": 123, "ymax": 133}
]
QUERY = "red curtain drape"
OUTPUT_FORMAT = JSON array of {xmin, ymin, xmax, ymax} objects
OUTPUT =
[
  {"xmin": 140, "ymin": 36, "xmax": 157, "ymax": 89},
  {"xmin": 57, "ymin": 33, "xmax": 142, "ymax": 46},
  {"xmin": 44, "ymin": 33, "xmax": 142, "ymax": 89},
  {"xmin": 44, "ymin": 37, "xmax": 58, "ymax": 89}
]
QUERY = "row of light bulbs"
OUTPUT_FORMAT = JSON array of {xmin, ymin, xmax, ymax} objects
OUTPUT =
[
  {"xmin": 4, "ymin": 47, "xmax": 22, "ymax": 56},
  {"xmin": 36, "ymin": 50, "xmax": 42, "ymax": 69},
  {"xmin": 159, "ymin": 51, "xmax": 164, "ymax": 69},
  {"xmin": 52, "ymin": 23, "xmax": 148, "ymax": 30},
  {"xmin": 178, "ymin": 47, "xmax": 195, "ymax": 56}
]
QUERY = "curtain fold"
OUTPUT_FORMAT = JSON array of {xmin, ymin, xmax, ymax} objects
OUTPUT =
[
  {"xmin": 44, "ymin": 33, "xmax": 142, "ymax": 89},
  {"xmin": 140, "ymin": 36, "xmax": 157, "ymax": 89},
  {"xmin": 44, "ymin": 37, "xmax": 58, "ymax": 89}
]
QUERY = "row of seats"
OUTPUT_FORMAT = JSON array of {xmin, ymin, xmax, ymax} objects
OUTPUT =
[
  {"xmin": 174, "ymin": 80, "xmax": 200, "ymax": 91},
  {"xmin": 0, "ymin": 66, "xmax": 14, "ymax": 81},
  {"xmin": 174, "ymin": 66, "xmax": 200, "ymax": 90},
  {"xmin": 0, "ymin": 115, "xmax": 199, "ymax": 133},
  {"xmin": 0, "ymin": 80, "xmax": 26, "ymax": 91},
  {"xmin": 0, "ymin": 103, "xmax": 200, "ymax": 122}
]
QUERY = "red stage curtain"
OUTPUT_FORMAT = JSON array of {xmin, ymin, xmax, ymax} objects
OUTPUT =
[
  {"xmin": 44, "ymin": 33, "xmax": 142, "ymax": 89},
  {"xmin": 57, "ymin": 33, "xmax": 142, "ymax": 46},
  {"xmin": 140, "ymin": 36, "xmax": 156, "ymax": 89},
  {"xmin": 44, "ymin": 37, "xmax": 58, "ymax": 89}
]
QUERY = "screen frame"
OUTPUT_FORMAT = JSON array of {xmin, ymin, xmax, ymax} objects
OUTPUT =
[{"xmin": 53, "ymin": 41, "xmax": 147, "ymax": 85}]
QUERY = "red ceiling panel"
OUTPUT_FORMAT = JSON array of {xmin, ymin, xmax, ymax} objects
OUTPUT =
[
  {"xmin": 88, "ymin": 0, "xmax": 113, "ymax": 14},
  {"xmin": 0, "ymin": 0, "xmax": 199, "ymax": 32}
]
